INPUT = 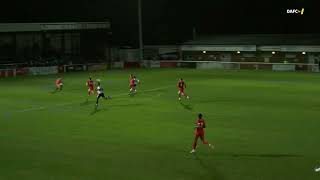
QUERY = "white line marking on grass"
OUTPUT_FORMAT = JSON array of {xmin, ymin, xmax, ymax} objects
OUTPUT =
[
  {"xmin": 55, "ymin": 102, "xmax": 74, "ymax": 107},
  {"xmin": 111, "ymin": 92, "xmax": 130, "ymax": 98},
  {"xmin": 11, "ymin": 85, "xmax": 172, "ymax": 114},
  {"xmin": 143, "ymin": 86, "xmax": 169, "ymax": 92},
  {"xmin": 16, "ymin": 106, "xmax": 46, "ymax": 113},
  {"xmin": 111, "ymin": 86, "xmax": 170, "ymax": 97}
]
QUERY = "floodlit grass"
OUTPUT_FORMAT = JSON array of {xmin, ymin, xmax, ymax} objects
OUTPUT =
[{"xmin": 0, "ymin": 69, "xmax": 320, "ymax": 180}]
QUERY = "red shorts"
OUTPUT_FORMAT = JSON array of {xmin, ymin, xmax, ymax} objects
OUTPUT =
[
  {"xmin": 88, "ymin": 86, "xmax": 94, "ymax": 91},
  {"xmin": 130, "ymin": 84, "xmax": 135, "ymax": 88},
  {"xmin": 195, "ymin": 131, "xmax": 204, "ymax": 136},
  {"xmin": 178, "ymin": 88, "xmax": 185, "ymax": 94},
  {"xmin": 56, "ymin": 83, "xmax": 62, "ymax": 88},
  {"xmin": 195, "ymin": 131, "xmax": 205, "ymax": 140},
  {"xmin": 194, "ymin": 130, "xmax": 208, "ymax": 144}
]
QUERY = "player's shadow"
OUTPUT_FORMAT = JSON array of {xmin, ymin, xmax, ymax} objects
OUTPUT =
[
  {"xmin": 228, "ymin": 153, "xmax": 302, "ymax": 158},
  {"xmin": 109, "ymin": 103, "xmax": 145, "ymax": 108},
  {"xmin": 50, "ymin": 90, "xmax": 58, "ymax": 94},
  {"xmin": 80, "ymin": 99, "xmax": 90, "ymax": 106},
  {"xmin": 2, "ymin": 112, "xmax": 12, "ymax": 121},
  {"xmin": 194, "ymin": 155, "xmax": 225, "ymax": 180},
  {"xmin": 214, "ymin": 152, "xmax": 302, "ymax": 158},
  {"xmin": 90, "ymin": 106, "xmax": 102, "ymax": 115},
  {"xmin": 51, "ymin": 89, "xmax": 63, "ymax": 94},
  {"xmin": 179, "ymin": 101, "xmax": 193, "ymax": 111}
]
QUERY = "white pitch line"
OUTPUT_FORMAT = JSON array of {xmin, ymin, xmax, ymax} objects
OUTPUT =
[
  {"xmin": 16, "ymin": 106, "xmax": 46, "ymax": 113},
  {"xmin": 142, "ymin": 86, "xmax": 169, "ymax": 92},
  {"xmin": 11, "ymin": 85, "xmax": 172, "ymax": 114}
]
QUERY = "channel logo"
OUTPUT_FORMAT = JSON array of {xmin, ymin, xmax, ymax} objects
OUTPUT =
[{"xmin": 287, "ymin": 8, "xmax": 304, "ymax": 15}]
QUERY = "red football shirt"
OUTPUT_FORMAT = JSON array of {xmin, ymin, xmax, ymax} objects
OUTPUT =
[
  {"xmin": 87, "ymin": 80, "xmax": 94, "ymax": 87},
  {"xmin": 195, "ymin": 118, "xmax": 206, "ymax": 133},
  {"xmin": 130, "ymin": 79, "xmax": 135, "ymax": 86},
  {"xmin": 178, "ymin": 80, "xmax": 186, "ymax": 89},
  {"xmin": 56, "ymin": 78, "xmax": 62, "ymax": 85}
]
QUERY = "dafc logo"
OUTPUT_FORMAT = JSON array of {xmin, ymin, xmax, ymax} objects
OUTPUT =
[{"xmin": 287, "ymin": 8, "xmax": 304, "ymax": 15}]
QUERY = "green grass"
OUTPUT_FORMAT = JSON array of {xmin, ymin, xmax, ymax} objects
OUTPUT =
[{"xmin": 1, "ymin": 69, "xmax": 320, "ymax": 180}]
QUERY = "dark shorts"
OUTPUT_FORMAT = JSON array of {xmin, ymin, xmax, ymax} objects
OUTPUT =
[{"xmin": 97, "ymin": 93, "xmax": 105, "ymax": 98}]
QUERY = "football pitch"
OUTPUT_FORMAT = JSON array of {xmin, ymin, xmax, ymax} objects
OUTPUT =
[{"xmin": 1, "ymin": 68, "xmax": 320, "ymax": 180}]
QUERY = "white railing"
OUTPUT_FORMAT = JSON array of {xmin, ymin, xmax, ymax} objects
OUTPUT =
[
  {"xmin": 142, "ymin": 60, "xmax": 319, "ymax": 72},
  {"xmin": 1, "ymin": 60, "xmax": 319, "ymax": 78}
]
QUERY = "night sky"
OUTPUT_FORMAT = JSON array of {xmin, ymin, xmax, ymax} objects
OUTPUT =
[{"xmin": 0, "ymin": 0, "xmax": 319, "ymax": 45}]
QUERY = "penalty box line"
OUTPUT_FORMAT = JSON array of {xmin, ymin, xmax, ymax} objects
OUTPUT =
[{"xmin": 11, "ymin": 86, "xmax": 172, "ymax": 114}]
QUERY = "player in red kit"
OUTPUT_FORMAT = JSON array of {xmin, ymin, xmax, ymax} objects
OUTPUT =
[
  {"xmin": 55, "ymin": 77, "xmax": 63, "ymax": 91},
  {"xmin": 190, "ymin": 113, "xmax": 213, "ymax": 153},
  {"xmin": 129, "ymin": 74, "xmax": 136, "ymax": 95},
  {"xmin": 86, "ymin": 77, "xmax": 95, "ymax": 96},
  {"xmin": 177, "ymin": 78, "xmax": 189, "ymax": 100}
]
